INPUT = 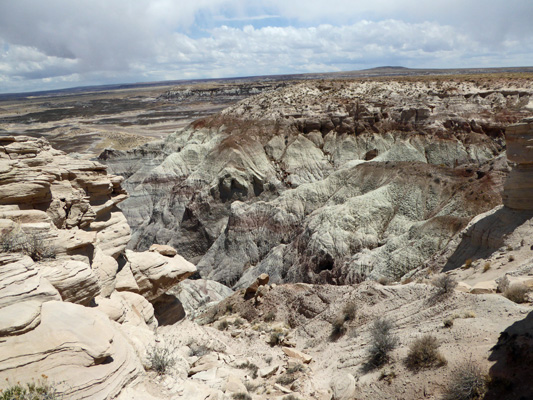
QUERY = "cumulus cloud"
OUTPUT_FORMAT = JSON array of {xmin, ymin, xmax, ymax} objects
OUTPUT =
[{"xmin": 0, "ymin": 0, "xmax": 532, "ymax": 93}]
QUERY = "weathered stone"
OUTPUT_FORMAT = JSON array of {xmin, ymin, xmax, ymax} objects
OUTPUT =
[
  {"xmin": 282, "ymin": 347, "xmax": 313, "ymax": 364},
  {"xmin": 149, "ymin": 244, "xmax": 178, "ymax": 257},
  {"xmin": 330, "ymin": 372, "xmax": 356, "ymax": 400},
  {"xmin": 125, "ymin": 249, "xmax": 197, "ymax": 301}
]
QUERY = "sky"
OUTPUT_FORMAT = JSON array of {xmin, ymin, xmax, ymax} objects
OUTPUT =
[{"xmin": 0, "ymin": 0, "xmax": 532, "ymax": 93}]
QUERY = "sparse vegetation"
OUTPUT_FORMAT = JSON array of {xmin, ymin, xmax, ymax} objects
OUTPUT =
[
  {"xmin": 268, "ymin": 331, "xmax": 285, "ymax": 347},
  {"xmin": 236, "ymin": 361, "xmax": 259, "ymax": 379},
  {"xmin": 367, "ymin": 317, "xmax": 398, "ymax": 368},
  {"xmin": 342, "ymin": 302, "xmax": 357, "ymax": 322},
  {"xmin": 482, "ymin": 262, "xmax": 491, "ymax": 273},
  {"xmin": 0, "ymin": 378, "xmax": 61, "ymax": 400},
  {"xmin": 463, "ymin": 311, "xmax": 476, "ymax": 319},
  {"xmin": 378, "ymin": 368, "xmax": 397, "ymax": 384},
  {"xmin": 232, "ymin": 393, "xmax": 252, "ymax": 400},
  {"xmin": 463, "ymin": 259, "xmax": 473, "ymax": 269},
  {"xmin": 0, "ymin": 227, "xmax": 56, "ymax": 261},
  {"xmin": 233, "ymin": 318, "xmax": 244, "ymax": 328},
  {"xmin": 330, "ymin": 317, "xmax": 347, "ymax": 340},
  {"xmin": 218, "ymin": 320, "xmax": 229, "ymax": 331},
  {"xmin": 497, "ymin": 276, "xmax": 510, "ymax": 293},
  {"xmin": 378, "ymin": 276, "xmax": 391, "ymax": 285},
  {"xmin": 504, "ymin": 283, "xmax": 529, "ymax": 303},
  {"xmin": 442, "ymin": 359, "xmax": 487, "ymax": 400},
  {"xmin": 508, "ymin": 255, "xmax": 515, "ymax": 262},
  {"xmin": 147, "ymin": 343, "xmax": 176, "ymax": 375},
  {"xmin": 443, "ymin": 317, "xmax": 454, "ymax": 328},
  {"xmin": 189, "ymin": 343, "xmax": 211, "ymax": 357},
  {"xmin": 432, "ymin": 274, "xmax": 458, "ymax": 295},
  {"xmin": 264, "ymin": 311, "xmax": 276, "ymax": 322},
  {"xmin": 276, "ymin": 374, "xmax": 297, "ymax": 386},
  {"xmin": 286, "ymin": 363, "xmax": 304, "ymax": 374},
  {"xmin": 405, "ymin": 334, "xmax": 446, "ymax": 371},
  {"xmin": 282, "ymin": 395, "xmax": 300, "ymax": 400}
]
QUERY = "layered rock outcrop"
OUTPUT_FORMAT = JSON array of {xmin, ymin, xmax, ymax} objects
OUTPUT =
[
  {"xmin": 102, "ymin": 78, "xmax": 533, "ymax": 286},
  {"xmin": 503, "ymin": 118, "xmax": 533, "ymax": 209},
  {"xmin": 0, "ymin": 136, "xmax": 196, "ymax": 399}
]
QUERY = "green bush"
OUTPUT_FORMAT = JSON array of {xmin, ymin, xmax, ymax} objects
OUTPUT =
[{"xmin": 405, "ymin": 334, "xmax": 446, "ymax": 371}]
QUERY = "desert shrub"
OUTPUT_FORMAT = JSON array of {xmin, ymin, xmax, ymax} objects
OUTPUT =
[
  {"xmin": 147, "ymin": 343, "xmax": 176, "ymax": 375},
  {"xmin": 233, "ymin": 318, "xmax": 244, "ymax": 328},
  {"xmin": 497, "ymin": 276, "xmax": 510, "ymax": 293},
  {"xmin": 236, "ymin": 361, "xmax": 259, "ymax": 379},
  {"xmin": 264, "ymin": 311, "xmax": 276, "ymax": 322},
  {"xmin": 482, "ymin": 262, "xmax": 491, "ymax": 273},
  {"xmin": 378, "ymin": 276, "xmax": 391, "ymax": 285},
  {"xmin": 405, "ymin": 334, "xmax": 446, "ymax": 371},
  {"xmin": 442, "ymin": 359, "xmax": 487, "ymax": 400},
  {"xmin": 463, "ymin": 311, "xmax": 476, "ymax": 319},
  {"xmin": 508, "ymin": 255, "xmax": 515, "ymax": 262},
  {"xmin": 443, "ymin": 317, "xmax": 454, "ymax": 328},
  {"xmin": 0, "ymin": 379, "xmax": 61, "ymax": 400},
  {"xmin": 218, "ymin": 320, "xmax": 229, "ymax": 331},
  {"xmin": 189, "ymin": 343, "xmax": 211, "ymax": 357},
  {"xmin": 282, "ymin": 395, "xmax": 300, "ymax": 400},
  {"xmin": 0, "ymin": 228, "xmax": 24, "ymax": 253},
  {"xmin": 286, "ymin": 363, "xmax": 304, "ymax": 374},
  {"xmin": 463, "ymin": 259, "xmax": 473, "ymax": 269},
  {"xmin": 232, "ymin": 393, "xmax": 252, "ymax": 400},
  {"xmin": 330, "ymin": 317, "xmax": 347, "ymax": 340},
  {"xmin": 378, "ymin": 368, "xmax": 397, "ymax": 384},
  {"xmin": 504, "ymin": 283, "xmax": 529, "ymax": 303},
  {"xmin": 276, "ymin": 374, "xmax": 297, "ymax": 386},
  {"xmin": 343, "ymin": 302, "xmax": 357, "ymax": 322},
  {"xmin": 268, "ymin": 331, "xmax": 285, "ymax": 347},
  {"xmin": 432, "ymin": 274, "xmax": 457, "ymax": 295},
  {"xmin": 25, "ymin": 232, "xmax": 56, "ymax": 261},
  {"xmin": 0, "ymin": 228, "xmax": 55, "ymax": 261},
  {"xmin": 367, "ymin": 317, "xmax": 398, "ymax": 368}
]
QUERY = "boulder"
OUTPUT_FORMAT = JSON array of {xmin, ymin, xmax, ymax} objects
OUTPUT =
[
  {"xmin": 149, "ymin": 244, "xmax": 178, "ymax": 257},
  {"xmin": 125, "ymin": 249, "xmax": 197, "ymax": 301},
  {"xmin": 282, "ymin": 347, "xmax": 313, "ymax": 364},
  {"xmin": 244, "ymin": 273, "xmax": 269, "ymax": 299},
  {"xmin": 330, "ymin": 372, "xmax": 357, "ymax": 400}
]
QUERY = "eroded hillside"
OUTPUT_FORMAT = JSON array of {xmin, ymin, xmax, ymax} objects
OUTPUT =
[{"xmin": 102, "ymin": 75, "xmax": 533, "ymax": 287}]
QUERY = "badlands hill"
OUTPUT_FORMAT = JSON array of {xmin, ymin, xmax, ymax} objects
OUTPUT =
[
  {"xmin": 1, "ymin": 74, "xmax": 533, "ymax": 400},
  {"xmin": 102, "ymin": 75, "xmax": 533, "ymax": 288}
]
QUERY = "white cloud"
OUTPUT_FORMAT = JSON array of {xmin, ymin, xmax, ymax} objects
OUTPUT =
[{"xmin": 0, "ymin": 0, "xmax": 532, "ymax": 93}]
